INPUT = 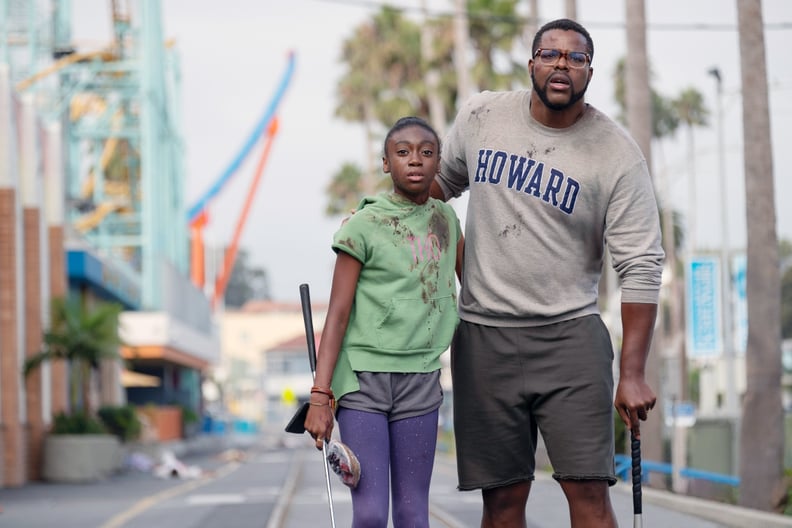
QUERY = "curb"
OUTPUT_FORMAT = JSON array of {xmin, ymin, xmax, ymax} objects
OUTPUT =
[{"xmin": 615, "ymin": 482, "xmax": 792, "ymax": 528}]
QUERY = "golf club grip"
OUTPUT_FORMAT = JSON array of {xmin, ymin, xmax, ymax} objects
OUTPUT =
[
  {"xmin": 631, "ymin": 432, "xmax": 642, "ymax": 516},
  {"xmin": 299, "ymin": 283, "xmax": 317, "ymax": 374}
]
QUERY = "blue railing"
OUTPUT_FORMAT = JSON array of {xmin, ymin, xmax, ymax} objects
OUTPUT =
[{"xmin": 614, "ymin": 454, "xmax": 740, "ymax": 487}]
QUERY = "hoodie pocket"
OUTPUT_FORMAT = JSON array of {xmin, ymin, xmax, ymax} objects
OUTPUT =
[{"xmin": 375, "ymin": 295, "xmax": 457, "ymax": 351}]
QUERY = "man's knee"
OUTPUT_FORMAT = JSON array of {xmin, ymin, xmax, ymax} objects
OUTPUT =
[
  {"xmin": 482, "ymin": 480, "xmax": 531, "ymax": 525},
  {"xmin": 559, "ymin": 479, "xmax": 616, "ymax": 526},
  {"xmin": 559, "ymin": 478, "xmax": 611, "ymax": 503}
]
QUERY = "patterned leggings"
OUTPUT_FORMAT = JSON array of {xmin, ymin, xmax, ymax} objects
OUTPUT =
[{"xmin": 337, "ymin": 407, "xmax": 439, "ymax": 528}]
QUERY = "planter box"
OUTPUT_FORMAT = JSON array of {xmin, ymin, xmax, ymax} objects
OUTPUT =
[
  {"xmin": 136, "ymin": 405, "xmax": 183, "ymax": 442},
  {"xmin": 43, "ymin": 434, "xmax": 122, "ymax": 482}
]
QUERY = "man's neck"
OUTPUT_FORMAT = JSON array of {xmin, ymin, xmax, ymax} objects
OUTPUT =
[{"xmin": 529, "ymin": 92, "xmax": 587, "ymax": 129}]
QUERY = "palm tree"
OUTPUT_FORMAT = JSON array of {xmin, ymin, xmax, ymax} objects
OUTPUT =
[
  {"xmin": 672, "ymin": 88, "xmax": 708, "ymax": 253},
  {"xmin": 325, "ymin": 162, "xmax": 366, "ymax": 217},
  {"xmin": 327, "ymin": 1, "xmax": 532, "ymax": 215},
  {"xmin": 466, "ymin": 0, "xmax": 525, "ymax": 92},
  {"xmin": 735, "ymin": 0, "xmax": 785, "ymax": 512},
  {"xmin": 624, "ymin": 0, "xmax": 665, "ymax": 482},
  {"xmin": 24, "ymin": 297, "xmax": 123, "ymax": 417}
]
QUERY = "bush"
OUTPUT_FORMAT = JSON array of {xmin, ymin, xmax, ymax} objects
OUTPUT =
[
  {"xmin": 50, "ymin": 411, "xmax": 107, "ymax": 435},
  {"xmin": 97, "ymin": 405, "xmax": 142, "ymax": 442},
  {"xmin": 180, "ymin": 405, "xmax": 199, "ymax": 425}
]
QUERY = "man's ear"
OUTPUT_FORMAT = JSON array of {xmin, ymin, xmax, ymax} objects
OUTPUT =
[{"xmin": 382, "ymin": 156, "xmax": 390, "ymax": 174}]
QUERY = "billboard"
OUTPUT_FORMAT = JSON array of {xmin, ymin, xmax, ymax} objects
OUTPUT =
[{"xmin": 686, "ymin": 256, "xmax": 722, "ymax": 358}]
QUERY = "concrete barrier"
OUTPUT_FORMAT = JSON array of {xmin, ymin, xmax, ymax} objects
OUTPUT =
[{"xmin": 43, "ymin": 434, "xmax": 121, "ymax": 482}]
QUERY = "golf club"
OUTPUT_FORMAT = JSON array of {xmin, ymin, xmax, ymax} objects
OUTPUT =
[
  {"xmin": 299, "ymin": 283, "xmax": 336, "ymax": 528},
  {"xmin": 631, "ymin": 430, "xmax": 643, "ymax": 528}
]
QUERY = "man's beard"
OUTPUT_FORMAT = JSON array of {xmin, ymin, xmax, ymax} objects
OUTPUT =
[{"xmin": 531, "ymin": 70, "xmax": 588, "ymax": 111}]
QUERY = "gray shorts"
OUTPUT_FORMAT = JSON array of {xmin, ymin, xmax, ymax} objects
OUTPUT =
[
  {"xmin": 451, "ymin": 316, "xmax": 617, "ymax": 490},
  {"xmin": 338, "ymin": 371, "xmax": 443, "ymax": 422}
]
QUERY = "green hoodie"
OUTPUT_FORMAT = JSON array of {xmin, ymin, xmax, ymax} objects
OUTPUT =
[{"xmin": 330, "ymin": 192, "xmax": 462, "ymax": 400}]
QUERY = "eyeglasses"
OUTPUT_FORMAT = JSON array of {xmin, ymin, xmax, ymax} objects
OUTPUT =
[{"xmin": 533, "ymin": 48, "xmax": 591, "ymax": 69}]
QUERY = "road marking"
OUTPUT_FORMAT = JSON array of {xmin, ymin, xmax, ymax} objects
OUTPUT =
[
  {"xmin": 98, "ymin": 462, "xmax": 240, "ymax": 528},
  {"xmin": 187, "ymin": 493, "xmax": 245, "ymax": 505},
  {"xmin": 265, "ymin": 450, "xmax": 302, "ymax": 528}
]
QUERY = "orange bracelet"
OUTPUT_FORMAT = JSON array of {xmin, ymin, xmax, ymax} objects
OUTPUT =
[
  {"xmin": 310, "ymin": 386, "xmax": 336, "ymax": 410},
  {"xmin": 311, "ymin": 386, "xmax": 334, "ymax": 399}
]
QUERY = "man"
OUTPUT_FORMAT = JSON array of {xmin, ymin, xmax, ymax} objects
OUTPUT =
[{"xmin": 431, "ymin": 18, "xmax": 664, "ymax": 527}]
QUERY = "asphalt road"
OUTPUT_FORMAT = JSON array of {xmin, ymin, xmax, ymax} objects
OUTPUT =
[{"xmin": 0, "ymin": 434, "xmax": 789, "ymax": 528}]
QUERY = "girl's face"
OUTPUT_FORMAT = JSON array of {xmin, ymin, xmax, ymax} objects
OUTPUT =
[{"xmin": 382, "ymin": 125, "xmax": 439, "ymax": 205}]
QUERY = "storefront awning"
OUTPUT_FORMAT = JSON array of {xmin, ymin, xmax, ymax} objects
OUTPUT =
[{"xmin": 121, "ymin": 369, "xmax": 161, "ymax": 387}]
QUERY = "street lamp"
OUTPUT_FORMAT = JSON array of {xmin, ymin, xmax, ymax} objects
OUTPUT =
[{"xmin": 708, "ymin": 67, "xmax": 739, "ymax": 476}]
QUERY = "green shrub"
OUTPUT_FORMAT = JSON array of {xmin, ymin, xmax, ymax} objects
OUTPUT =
[
  {"xmin": 180, "ymin": 405, "xmax": 199, "ymax": 425},
  {"xmin": 50, "ymin": 411, "xmax": 107, "ymax": 435},
  {"xmin": 98, "ymin": 405, "xmax": 142, "ymax": 442}
]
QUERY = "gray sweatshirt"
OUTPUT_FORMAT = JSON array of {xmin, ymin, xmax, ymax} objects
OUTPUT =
[{"xmin": 438, "ymin": 90, "xmax": 665, "ymax": 327}]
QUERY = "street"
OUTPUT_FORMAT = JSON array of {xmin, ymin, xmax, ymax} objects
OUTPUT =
[{"xmin": 4, "ymin": 431, "xmax": 783, "ymax": 528}]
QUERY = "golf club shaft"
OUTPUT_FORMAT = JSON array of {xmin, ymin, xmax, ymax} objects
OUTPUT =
[
  {"xmin": 299, "ymin": 283, "xmax": 336, "ymax": 527},
  {"xmin": 631, "ymin": 431, "xmax": 643, "ymax": 528},
  {"xmin": 322, "ymin": 441, "xmax": 337, "ymax": 528},
  {"xmin": 299, "ymin": 283, "xmax": 318, "ymax": 375}
]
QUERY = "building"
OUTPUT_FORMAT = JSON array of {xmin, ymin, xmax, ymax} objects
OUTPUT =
[
  {"xmin": 219, "ymin": 300, "xmax": 327, "ymax": 425},
  {"xmin": 0, "ymin": 0, "xmax": 218, "ymax": 487}
]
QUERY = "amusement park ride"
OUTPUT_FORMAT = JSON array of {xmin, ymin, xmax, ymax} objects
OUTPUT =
[
  {"xmin": 188, "ymin": 52, "xmax": 295, "ymax": 309},
  {"xmin": 8, "ymin": 0, "xmax": 294, "ymax": 311}
]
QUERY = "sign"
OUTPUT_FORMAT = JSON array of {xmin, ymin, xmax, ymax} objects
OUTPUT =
[
  {"xmin": 686, "ymin": 257, "xmax": 722, "ymax": 358},
  {"xmin": 732, "ymin": 254, "xmax": 747, "ymax": 355},
  {"xmin": 664, "ymin": 400, "xmax": 697, "ymax": 428}
]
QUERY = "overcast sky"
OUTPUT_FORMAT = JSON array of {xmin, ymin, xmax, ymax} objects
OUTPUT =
[{"xmin": 72, "ymin": 0, "xmax": 792, "ymax": 303}]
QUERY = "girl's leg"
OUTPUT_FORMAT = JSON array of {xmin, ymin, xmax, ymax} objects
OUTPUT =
[
  {"xmin": 389, "ymin": 409, "xmax": 439, "ymax": 528},
  {"xmin": 337, "ymin": 407, "xmax": 390, "ymax": 528}
]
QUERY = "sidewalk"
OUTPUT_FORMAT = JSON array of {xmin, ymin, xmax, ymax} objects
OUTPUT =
[{"xmin": 0, "ymin": 433, "xmax": 257, "ymax": 528}]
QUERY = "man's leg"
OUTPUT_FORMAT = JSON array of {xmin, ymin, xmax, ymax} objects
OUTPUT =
[
  {"xmin": 481, "ymin": 481, "xmax": 531, "ymax": 528},
  {"xmin": 559, "ymin": 480, "xmax": 617, "ymax": 528}
]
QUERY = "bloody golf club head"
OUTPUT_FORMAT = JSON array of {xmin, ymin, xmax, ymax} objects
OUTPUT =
[{"xmin": 326, "ymin": 439, "xmax": 361, "ymax": 489}]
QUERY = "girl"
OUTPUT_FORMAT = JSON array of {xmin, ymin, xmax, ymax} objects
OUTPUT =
[{"xmin": 305, "ymin": 116, "xmax": 463, "ymax": 527}]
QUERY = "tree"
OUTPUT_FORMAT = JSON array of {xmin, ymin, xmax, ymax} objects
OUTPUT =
[
  {"xmin": 613, "ymin": 58, "xmax": 680, "ymax": 140},
  {"xmin": 466, "ymin": 0, "xmax": 526, "ymax": 91},
  {"xmin": 327, "ymin": 1, "xmax": 529, "ymax": 213},
  {"xmin": 24, "ymin": 297, "xmax": 123, "ymax": 416},
  {"xmin": 224, "ymin": 248, "xmax": 270, "ymax": 308},
  {"xmin": 334, "ymin": 7, "xmax": 427, "ymax": 194},
  {"xmin": 325, "ymin": 162, "xmax": 365, "ymax": 217},
  {"xmin": 735, "ymin": 0, "xmax": 785, "ymax": 512},
  {"xmin": 672, "ymin": 87, "xmax": 709, "ymax": 252},
  {"xmin": 624, "ymin": 0, "xmax": 665, "ymax": 482}
]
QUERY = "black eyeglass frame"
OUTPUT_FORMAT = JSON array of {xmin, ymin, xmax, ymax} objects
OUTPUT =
[{"xmin": 533, "ymin": 48, "xmax": 592, "ymax": 69}]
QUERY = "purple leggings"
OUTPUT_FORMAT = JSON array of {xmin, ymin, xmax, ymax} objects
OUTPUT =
[{"xmin": 336, "ymin": 407, "xmax": 439, "ymax": 528}]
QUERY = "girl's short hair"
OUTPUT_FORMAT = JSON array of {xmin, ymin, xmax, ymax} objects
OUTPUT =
[{"xmin": 383, "ymin": 116, "xmax": 440, "ymax": 155}]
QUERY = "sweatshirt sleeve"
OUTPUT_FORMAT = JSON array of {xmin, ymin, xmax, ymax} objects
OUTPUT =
[
  {"xmin": 438, "ymin": 94, "xmax": 485, "ymax": 199},
  {"xmin": 605, "ymin": 158, "xmax": 665, "ymax": 304}
]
